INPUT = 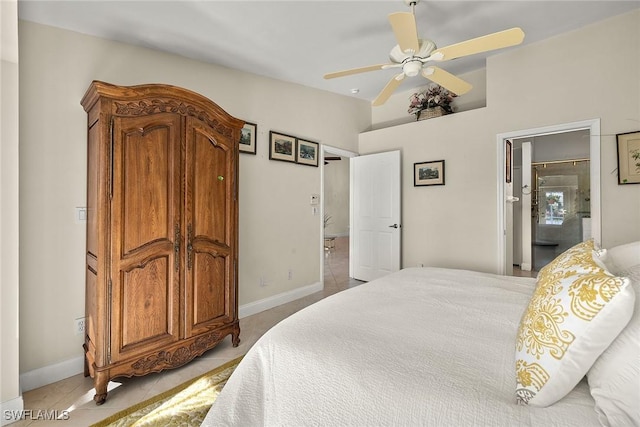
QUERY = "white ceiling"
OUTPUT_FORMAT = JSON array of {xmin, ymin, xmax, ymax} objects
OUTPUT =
[{"xmin": 18, "ymin": 0, "xmax": 640, "ymax": 103}]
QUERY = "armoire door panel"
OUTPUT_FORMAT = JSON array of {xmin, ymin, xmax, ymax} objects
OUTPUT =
[
  {"xmin": 110, "ymin": 113, "xmax": 182, "ymax": 362},
  {"xmin": 189, "ymin": 123, "xmax": 231, "ymax": 245},
  {"xmin": 118, "ymin": 256, "xmax": 178, "ymax": 351},
  {"xmin": 184, "ymin": 117, "xmax": 236, "ymax": 336},
  {"xmin": 191, "ymin": 253, "xmax": 228, "ymax": 326},
  {"xmin": 115, "ymin": 114, "xmax": 181, "ymax": 256}
]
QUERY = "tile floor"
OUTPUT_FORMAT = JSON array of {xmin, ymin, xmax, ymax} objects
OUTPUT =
[
  {"xmin": 13, "ymin": 236, "xmax": 362, "ymax": 426},
  {"xmin": 512, "ymin": 266, "xmax": 538, "ymax": 278}
]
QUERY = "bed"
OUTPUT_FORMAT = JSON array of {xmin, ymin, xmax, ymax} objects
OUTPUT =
[{"xmin": 202, "ymin": 241, "xmax": 639, "ymax": 426}]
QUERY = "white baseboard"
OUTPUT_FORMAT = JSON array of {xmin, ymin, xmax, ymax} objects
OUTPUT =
[
  {"xmin": 1, "ymin": 395, "xmax": 24, "ymax": 426},
  {"xmin": 18, "ymin": 282, "xmax": 323, "ymax": 392},
  {"xmin": 239, "ymin": 281, "xmax": 323, "ymax": 319},
  {"xmin": 19, "ymin": 356, "xmax": 84, "ymax": 393}
]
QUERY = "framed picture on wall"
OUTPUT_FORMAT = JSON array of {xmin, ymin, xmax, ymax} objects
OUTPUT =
[
  {"xmin": 269, "ymin": 131, "xmax": 296, "ymax": 163},
  {"xmin": 239, "ymin": 121, "xmax": 257, "ymax": 154},
  {"xmin": 505, "ymin": 140, "xmax": 512, "ymax": 183},
  {"xmin": 414, "ymin": 160, "xmax": 445, "ymax": 186},
  {"xmin": 616, "ymin": 130, "xmax": 640, "ymax": 184},
  {"xmin": 296, "ymin": 139, "xmax": 319, "ymax": 167}
]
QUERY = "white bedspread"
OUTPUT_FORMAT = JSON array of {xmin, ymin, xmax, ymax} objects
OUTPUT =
[{"xmin": 202, "ymin": 267, "xmax": 601, "ymax": 426}]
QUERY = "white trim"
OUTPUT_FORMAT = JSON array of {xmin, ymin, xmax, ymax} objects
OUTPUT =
[
  {"xmin": 238, "ymin": 281, "xmax": 322, "ymax": 319},
  {"xmin": 19, "ymin": 356, "xmax": 84, "ymax": 393},
  {"xmin": 496, "ymin": 118, "xmax": 601, "ymax": 274},
  {"xmin": 1, "ymin": 396, "xmax": 24, "ymax": 426},
  {"xmin": 323, "ymin": 145, "xmax": 358, "ymax": 159}
]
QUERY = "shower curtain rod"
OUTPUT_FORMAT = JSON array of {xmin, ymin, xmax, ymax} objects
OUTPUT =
[{"xmin": 532, "ymin": 158, "xmax": 590, "ymax": 166}]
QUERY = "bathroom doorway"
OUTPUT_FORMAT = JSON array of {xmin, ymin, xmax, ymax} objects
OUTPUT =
[
  {"xmin": 512, "ymin": 131, "xmax": 591, "ymax": 272},
  {"xmin": 497, "ymin": 119, "xmax": 601, "ymax": 276}
]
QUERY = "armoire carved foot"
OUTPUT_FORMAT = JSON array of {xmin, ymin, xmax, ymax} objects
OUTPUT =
[{"xmin": 93, "ymin": 371, "xmax": 109, "ymax": 405}]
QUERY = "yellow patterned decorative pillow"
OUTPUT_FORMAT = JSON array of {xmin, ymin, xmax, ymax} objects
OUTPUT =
[{"xmin": 515, "ymin": 240, "xmax": 635, "ymax": 407}]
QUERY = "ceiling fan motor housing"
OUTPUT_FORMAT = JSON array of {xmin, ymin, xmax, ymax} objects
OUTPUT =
[
  {"xmin": 403, "ymin": 61, "xmax": 422, "ymax": 77},
  {"xmin": 389, "ymin": 38, "xmax": 436, "ymax": 63}
]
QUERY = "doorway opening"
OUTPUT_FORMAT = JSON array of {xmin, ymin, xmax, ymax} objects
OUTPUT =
[
  {"xmin": 497, "ymin": 119, "xmax": 601, "ymax": 276},
  {"xmin": 320, "ymin": 145, "xmax": 358, "ymax": 291}
]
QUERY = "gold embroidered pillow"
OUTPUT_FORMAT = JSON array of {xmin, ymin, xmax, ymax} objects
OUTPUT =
[{"xmin": 515, "ymin": 240, "xmax": 635, "ymax": 407}]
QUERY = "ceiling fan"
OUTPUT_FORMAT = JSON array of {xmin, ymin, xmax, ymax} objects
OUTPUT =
[{"xmin": 323, "ymin": 0, "xmax": 525, "ymax": 106}]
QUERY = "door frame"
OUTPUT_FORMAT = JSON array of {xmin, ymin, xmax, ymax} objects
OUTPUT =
[
  {"xmin": 496, "ymin": 118, "xmax": 601, "ymax": 274},
  {"xmin": 320, "ymin": 145, "xmax": 358, "ymax": 286},
  {"xmin": 520, "ymin": 141, "xmax": 533, "ymax": 271}
]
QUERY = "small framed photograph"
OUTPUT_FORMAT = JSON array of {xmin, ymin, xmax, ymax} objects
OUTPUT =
[
  {"xmin": 616, "ymin": 131, "xmax": 640, "ymax": 184},
  {"xmin": 269, "ymin": 131, "xmax": 296, "ymax": 163},
  {"xmin": 239, "ymin": 122, "xmax": 257, "ymax": 154},
  {"xmin": 414, "ymin": 160, "xmax": 445, "ymax": 186},
  {"xmin": 296, "ymin": 139, "xmax": 319, "ymax": 167}
]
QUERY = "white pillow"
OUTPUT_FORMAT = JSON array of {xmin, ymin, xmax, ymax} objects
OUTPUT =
[
  {"xmin": 515, "ymin": 240, "xmax": 635, "ymax": 407},
  {"xmin": 605, "ymin": 241, "xmax": 640, "ymax": 275},
  {"xmin": 587, "ymin": 263, "xmax": 640, "ymax": 427}
]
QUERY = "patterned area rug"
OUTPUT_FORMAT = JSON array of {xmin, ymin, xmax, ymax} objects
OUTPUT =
[{"xmin": 90, "ymin": 356, "xmax": 242, "ymax": 427}]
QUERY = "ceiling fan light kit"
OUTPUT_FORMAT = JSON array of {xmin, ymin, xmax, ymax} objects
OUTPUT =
[{"xmin": 323, "ymin": 0, "xmax": 525, "ymax": 107}]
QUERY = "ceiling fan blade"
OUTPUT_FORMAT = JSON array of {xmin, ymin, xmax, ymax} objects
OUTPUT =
[
  {"xmin": 389, "ymin": 12, "xmax": 420, "ymax": 55},
  {"xmin": 324, "ymin": 63, "xmax": 394, "ymax": 79},
  {"xmin": 431, "ymin": 27, "xmax": 525, "ymax": 61},
  {"xmin": 422, "ymin": 66, "xmax": 472, "ymax": 95},
  {"xmin": 372, "ymin": 74, "xmax": 405, "ymax": 106}
]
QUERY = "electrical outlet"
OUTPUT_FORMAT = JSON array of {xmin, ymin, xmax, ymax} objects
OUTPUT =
[{"xmin": 75, "ymin": 317, "xmax": 86, "ymax": 336}]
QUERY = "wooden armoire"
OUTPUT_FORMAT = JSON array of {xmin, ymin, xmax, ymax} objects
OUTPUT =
[{"xmin": 81, "ymin": 81, "xmax": 243, "ymax": 404}]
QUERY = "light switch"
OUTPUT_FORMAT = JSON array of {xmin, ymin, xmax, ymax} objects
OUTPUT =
[
  {"xmin": 310, "ymin": 194, "xmax": 320, "ymax": 205},
  {"xmin": 75, "ymin": 207, "xmax": 87, "ymax": 224}
]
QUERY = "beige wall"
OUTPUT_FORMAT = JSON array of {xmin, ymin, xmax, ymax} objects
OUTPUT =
[
  {"xmin": 17, "ymin": 21, "xmax": 370, "ymax": 376},
  {"xmin": 360, "ymin": 10, "xmax": 640, "ymax": 271},
  {"xmin": 1, "ymin": 0, "xmax": 22, "ymax": 416}
]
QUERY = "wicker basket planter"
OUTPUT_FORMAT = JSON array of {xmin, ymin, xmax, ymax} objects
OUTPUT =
[{"xmin": 416, "ymin": 106, "xmax": 448, "ymax": 121}]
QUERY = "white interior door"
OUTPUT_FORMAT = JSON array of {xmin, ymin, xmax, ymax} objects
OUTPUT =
[
  {"xmin": 521, "ymin": 141, "xmax": 533, "ymax": 271},
  {"xmin": 350, "ymin": 150, "xmax": 401, "ymax": 281}
]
